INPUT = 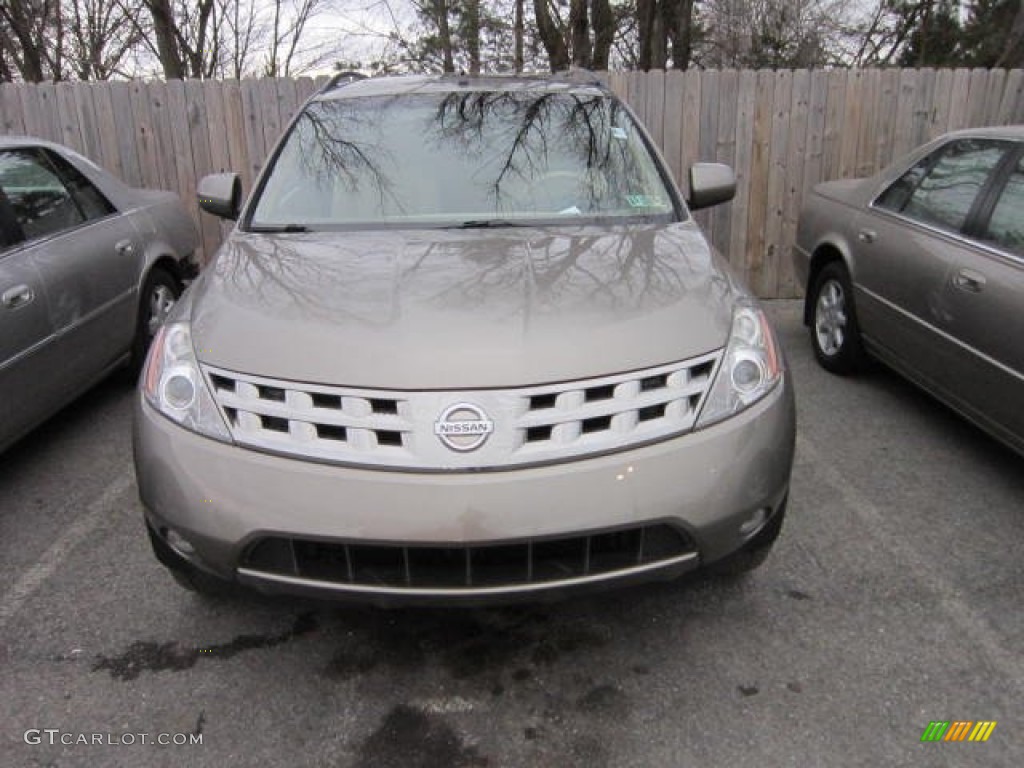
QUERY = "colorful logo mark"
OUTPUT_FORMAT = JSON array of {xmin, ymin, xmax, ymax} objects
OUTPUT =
[{"xmin": 921, "ymin": 721, "xmax": 997, "ymax": 743}]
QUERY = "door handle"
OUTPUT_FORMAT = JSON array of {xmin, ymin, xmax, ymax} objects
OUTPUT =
[
  {"xmin": 1, "ymin": 284, "xmax": 35, "ymax": 309},
  {"xmin": 115, "ymin": 239, "xmax": 135, "ymax": 256},
  {"xmin": 952, "ymin": 269, "xmax": 986, "ymax": 293},
  {"xmin": 857, "ymin": 229, "xmax": 877, "ymax": 244}
]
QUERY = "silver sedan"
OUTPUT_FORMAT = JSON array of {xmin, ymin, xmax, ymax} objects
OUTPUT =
[
  {"xmin": 794, "ymin": 126, "xmax": 1024, "ymax": 455},
  {"xmin": 0, "ymin": 137, "xmax": 198, "ymax": 452}
]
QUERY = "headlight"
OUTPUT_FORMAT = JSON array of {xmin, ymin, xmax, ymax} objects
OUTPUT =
[
  {"xmin": 142, "ymin": 322, "xmax": 232, "ymax": 442},
  {"xmin": 696, "ymin": 301, "xmax": 782, "ymax": 428}
]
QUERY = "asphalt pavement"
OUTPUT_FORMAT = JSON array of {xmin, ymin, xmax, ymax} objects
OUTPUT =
[{"xmin": 1, "ymin": 300, "xmax": 1021, "ymax": 767}]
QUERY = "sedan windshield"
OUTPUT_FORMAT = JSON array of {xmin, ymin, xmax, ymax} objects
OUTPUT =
[{"xmin": 248, "ymin": 90, "xmax": 677, "ymax": 228}]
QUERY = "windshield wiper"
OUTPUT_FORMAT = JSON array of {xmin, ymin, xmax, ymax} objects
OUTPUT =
[
  {"xmin": 247, "ymin": 223, "xmax": 310, "ymax": 233},
  {"xmin": 452, "ymin": 219, "xmax": 525, "ymax": 229}
]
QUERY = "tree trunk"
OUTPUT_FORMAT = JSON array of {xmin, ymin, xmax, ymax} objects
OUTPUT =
[
  {"xmin": 591, "ymin": 0, "xmax": 614, "ymax": 70},
  {"xmin": 637, "ymin": 0, "xmax": 656, "ymax": 71},
  {"xmin": 995, "ymin": 1, "xmax": 1024, "ymax": 68},
  {"xmin": 569, "ymin": 0, "xmax": 591, "ymax": 67},
  {"xmin": 146, "ymin": 0, "xmax": 185, "ymax": 79},
  {"xmin": 534, "ymin": 0, "xmax": 569, "ymax": 71},
  {"xmin": 434, "ymin": 0, "xmax": 455, "ymax": 72},
  {"xmin": 1, "ymin": 1, "xmax": 46, "ymax": 81},
  {"xmin": 514, "ymin": 0, "xmax": 524, "ymax": 72},
  {"xmin": 466, "ymin": 0, "xmax": 481, "ymax": 74},
  {"xmin": 666, "ymin": 0, "xmax": 695, "ymax": 69}
]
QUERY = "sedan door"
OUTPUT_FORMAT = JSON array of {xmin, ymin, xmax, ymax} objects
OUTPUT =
[
  {"xmin": 0, "ymin": 192, "xmax": 58, "ymax": 449},
  {"xmin": 0, "ymin": 147, "xmax": 140, "ymax": 391},
  {"xmin": 852, "ymin": 138, "xmax": 1016, "ymax": 401},
  {"xmin": 931, "ymin": 150, "xmax": 1024, "ymax": 451}
]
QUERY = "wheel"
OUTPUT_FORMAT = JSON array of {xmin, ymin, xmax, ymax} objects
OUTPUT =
[
  {"xmin": 131, "ymin": 266, "xmax": 180, "ymax": 372},
  {"xmin": 809, "ymin": 261, "xmax": 864, "ymax": 374}
]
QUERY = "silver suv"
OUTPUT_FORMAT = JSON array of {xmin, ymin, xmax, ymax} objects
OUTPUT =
[{"xmin": 134, "ymin": 73, "xmax": 795, "ymax": 602}]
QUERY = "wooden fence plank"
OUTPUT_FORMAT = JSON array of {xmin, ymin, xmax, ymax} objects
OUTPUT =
[
  {"xmin": 874, "ymin": 68, "xmax": 900, "ymax": 170},
  {"xmin": 911, "ymin": 68, "xmax": 936, "ymax": 147},
  {"xmin": 729, "ymin": 70, "xmax": 757, "ymax": 275},
  {"xmin": 997, "ymin": 69, "xmax": 1023, "ymax": 124},
  {"xmin": 893, "ymin": 70, "xmax": 918, "ymax": 159},
  {"xmin": 713, "ymin": 69, "xmax": 738, "ymax": 261},
  {"xmin": 129, "ymin": 80, "xmax": 162, "ymax": 190},
  {"xmin": 854, "ymin": 69, "xmax": 878, "ymax": 178},
  {"xmin": 89, "ymin": 82, "xmax": 122, "ymax": 178},
  {"xmin": 680, "ymin": 69, "xmax": 702, "ymax": 198},
  {"xmin": 762, "ymin": 70, "xmax": 792, "ymax": 299},
  {"xmin": 661, "ymin": 70, "xmax": 684, "ymax": 188},
  {"xmin": 55, "ymin": 81, "xmax": 83, "ymax": 152},
  {"xmin": 147, "ymin": 80, "xmax": 178, "ymax": 193},
  {"xmin": 746, "ymin": 70, "xmax": 775, "ymax": 297},
  {"xmin": 185, "ymin": 79, "xmax": 219, "ymax": 262},
  {"xmin": 946, "ymin": 68, "xmax": 972, "ymax": 130},
  {"xmin": 822, "ymin": 70, "xmax": 846, "ymax": 181},
  {"xmin": 983, "ymin": 69, "xmax": 1006, "ymax": 123},
  {"xmin": 73, "ymin": 84, "xmax": 101, "ymax": 163},
  {"xmin": 966, "ymin": 68, "xmax": 990, "ymax": 126},
  {"xmin": 240, "ymin": 79, "xmax": 267, "ymax": 182},
  {"xmin": 930, "ymin": 69, "xmax": 955, "ymax": 136},
  {"xmin": 108, "ymin": 82, "xmax": 141, "ymax": 185},
  {"xmin": 696, "ymin": 69, "xmax": 719, "ymax": 238},
  {"xmin": 780, "ymin": 69, "xmax": 811, "ymax": 298},
  {"xmin": 0, "ymin": 83, "xmax": 27, "ymax": 134}
]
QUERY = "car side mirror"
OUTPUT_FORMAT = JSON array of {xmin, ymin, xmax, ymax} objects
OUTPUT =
[
  {"xmin": 688, "ymin": 163, "xmax": 736, "ymax": 210},
  {"xmin": 197, "ymin": 173, "xmax": 242, "ymax": 220}
]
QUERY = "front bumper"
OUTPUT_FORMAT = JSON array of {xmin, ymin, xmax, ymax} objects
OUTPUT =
[{"xmin": 134, "ymin": 377, "xmax": 795, "ymax": 602}]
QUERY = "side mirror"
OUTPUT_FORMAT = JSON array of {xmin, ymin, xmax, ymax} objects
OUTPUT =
[
  {"xmin": 197, "ymin": 173, "xmax": 242, "ymax": 220},
  {"xmin": 688, "ymin": 163, "xmax": 736, "ymax": 210}
]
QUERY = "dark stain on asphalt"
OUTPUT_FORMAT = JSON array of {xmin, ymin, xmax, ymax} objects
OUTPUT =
[
  {"xmin": 738, "ymin": 683, "xmax": 760, "ymax": 697},
  {"xmin": 576, "ymin": 684, "xmax": 629, "ymax": 717},
  {"xmin": 355, "ymin": 705, "xmax": 489, "ymax": 768},
  {"xmin": 194, "ymin": 710, "xmax": 206, "ymax": 736},
  {"xmin": 632, "ymin": 663, "xmax": 651, "ymax": 675},
  {"xmin": 786, "ymin": 589, "xmax": 812, "ymax": 600},
  {"xmin": 92, "ymin": 612, "xmax": 318, "ymax": 681},
  {"xmin": 324, "ymin": 608, "xmax": 608, "ymax": 682},
  {"xmin": 787, "ymin": 681, "xmax": 803, "ymax": 693}
]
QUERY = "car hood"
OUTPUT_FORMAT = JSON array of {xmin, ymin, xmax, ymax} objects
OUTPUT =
[{"xmin": 186, "ymin": 222, "xmax": 740, "ymax": 389}]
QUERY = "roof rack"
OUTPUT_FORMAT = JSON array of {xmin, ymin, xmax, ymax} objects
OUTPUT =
[{"xmin": 320, "ymin": 70, "xmax": 367, "ymax": 94}]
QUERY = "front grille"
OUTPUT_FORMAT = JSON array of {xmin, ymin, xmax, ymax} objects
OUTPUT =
[
  {"xmin": 203, "ymin": 351, "xmax": 720, "ymax": 470},
  {"xmin": 241, "ymin": 524, "xmax": 695, "ymax": 592}
]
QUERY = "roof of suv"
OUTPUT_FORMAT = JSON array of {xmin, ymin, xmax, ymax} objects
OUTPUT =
[{"xmin": 313, "ymin": 72, "xmax": 609, "ymax": 102}]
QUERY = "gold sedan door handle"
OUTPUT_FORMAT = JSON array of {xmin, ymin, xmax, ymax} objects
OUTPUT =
[
  {"xmin": 952, "ymin": 269, "xmax": 986, "ymax": 293},
  {"xmin": 1, "ymin": 284, "xmax": 35, "ymax": 309}
]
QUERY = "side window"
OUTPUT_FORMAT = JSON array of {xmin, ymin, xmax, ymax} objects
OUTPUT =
[
  {"xmin": 44, "ymin": 150, "xmax": 115, "ymax": 221},
  {"xmin": 875, "ymin": 140, "xmax": 1010, "ymax": 232},
  {"xmin": 982, "ymin": 155, "xmax": 1024, "ymax": 256},
  {"xmin": 0, "ymin": 149, "xmax": 84, "ymax": 241}
]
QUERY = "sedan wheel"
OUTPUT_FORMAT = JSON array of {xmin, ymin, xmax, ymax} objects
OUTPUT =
[
  {"xmin": 147, "ymin": 283, "xmax": 177, "ymax": 337},
  {"xmin": 131, "ymin": 266, "xmax": 181, "ymax": 373},
  {"xmin": 814, "ymin": 279, "xmax": 847, "ymax": 356},
  {"xmin": 809, "ymin": 262, "xmax": 864, "ymax": 374}
]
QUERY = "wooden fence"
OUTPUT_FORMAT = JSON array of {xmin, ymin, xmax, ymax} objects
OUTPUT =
[{"xmin": 2, "ymin": 69, "xmax": 1023, "ymax": 298}]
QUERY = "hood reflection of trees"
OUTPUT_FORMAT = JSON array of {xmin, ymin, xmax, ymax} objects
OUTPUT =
[{"xmin": 215, "ymin": 226, "xmax": 728, "ymax": 331}]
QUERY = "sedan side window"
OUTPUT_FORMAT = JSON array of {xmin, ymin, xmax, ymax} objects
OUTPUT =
[
  {"xmin": 982, "ymin": 156, "xmax": 1024, "ymax": 257},
  {"xmin": 0, "ymin": 149, "xmax": 85, "ymax": 241},
  {"xmin": 876, "ymin": 140, "xmax": 1010, "ymax": 232}
]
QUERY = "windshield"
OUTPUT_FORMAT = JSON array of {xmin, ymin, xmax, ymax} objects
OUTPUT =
[{"xmin": 248, "ymin": 90, "xmax": 678, "ymax": 229}]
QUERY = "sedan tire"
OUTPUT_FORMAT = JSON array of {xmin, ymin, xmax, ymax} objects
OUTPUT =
[
  {"xmin": 131, "ymin": 266, "xmax": 180, "ymax": 373},
  {"xmin": 810, "ymin": 261, "xmax": 864, "ymax": 374}
]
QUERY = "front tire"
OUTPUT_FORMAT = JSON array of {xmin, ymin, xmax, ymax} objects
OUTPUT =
[
  {"xmin": 810, "ymin": 262, "xmax": 864, "ymax": 374},
  {"xmin": 131, "ymin": 266, "xmax": 180, "ymax": 373}
]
